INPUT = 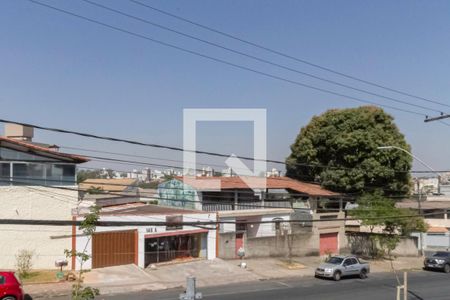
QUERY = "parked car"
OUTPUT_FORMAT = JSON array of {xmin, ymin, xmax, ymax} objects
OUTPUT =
[
  {"xmin": 424, "ymin": 251, "xmax": 450, "ymax": 273},
  {"xmin": 0, "ymin": 271, "xmax": 24, "ymax": 300},
  {"xmin": 315, "ymin": 255, "xmax": 370, "ymax": 281}
]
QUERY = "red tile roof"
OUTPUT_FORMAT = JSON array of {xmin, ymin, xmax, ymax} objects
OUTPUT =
[
  {"xmin": 175, "ymin": 176, "xmax": 339, "ymax": 196},
  {"xmin": 0, "ymin": 136, "xmax": 89, "ymax": 163},
  {"xmin": 427, "ymin": 227, "xmax": 448, "ymax": 233}
]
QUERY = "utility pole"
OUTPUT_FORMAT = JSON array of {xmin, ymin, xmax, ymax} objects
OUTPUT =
[
  {"xmin": 418, "ymin": 184, "xmax": 424, "ymax": 256},
  {"xmin": 179, "ymin": 277, "xmax": 202, "ymax": 300},
  {"xmin": 424, "ymin": 114, "xmax": 450, "ymax": 123},
  {"xmin": 396, "ymin": 272, "xmax": 408, "ymax": 300}
]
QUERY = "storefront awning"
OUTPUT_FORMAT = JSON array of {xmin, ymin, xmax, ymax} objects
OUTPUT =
[{"xmin": 144, "ymin": 229, "xmax": 208, "ymax": 239}]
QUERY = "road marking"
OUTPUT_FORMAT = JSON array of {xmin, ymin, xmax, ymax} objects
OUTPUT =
[{"xmin": 276, "ymin": 281, "xmax": 292, "ymax": 288}]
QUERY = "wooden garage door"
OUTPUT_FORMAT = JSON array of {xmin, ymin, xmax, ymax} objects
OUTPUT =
[
  {"xmin": 320, "ymin": 233, "xmax": 338, "ymax": 255},
  {"xmin": 92, "ymin": 230, "xmax": 137, "ymax": 269}
]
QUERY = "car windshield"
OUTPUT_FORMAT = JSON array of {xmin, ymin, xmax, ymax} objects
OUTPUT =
[
  {"xmin": 326, "ymin": 257, "xmax": 344, "ymax": 264},
  {"xmin": 432, "ymin": 252, "xmax": 449, "ymax": 257}
]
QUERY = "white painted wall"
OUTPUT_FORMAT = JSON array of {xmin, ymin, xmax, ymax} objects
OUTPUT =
[
  {"xmin": 248, "ymin": 214, "xmax": 290, "ymax": 238},
  {"xmin": 219, "ymin": 213, "xmax": 291, "ymax": 238},
  {"xmin": 76, "ymin": 212, "xmax": 216, "ymax": 270},
  {"xmin": 219, "ymin": 217, "xmax": 236, "ymax": 233},
  {"xmin": 0, "ymin": 186, "xmax": 78, "ymax": 269}
]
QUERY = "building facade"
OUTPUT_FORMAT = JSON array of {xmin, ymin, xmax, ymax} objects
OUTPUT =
[
  {"xmin": 158, "ymin": 176, "xmax": 347, "ymax": 258},
  {"xmin": 74, "ymin": 203, "xmax": 216, "ymax": 270},
  {"xmin": 0, "ymin": 125, "xmax": 88, "ymax": 269}
]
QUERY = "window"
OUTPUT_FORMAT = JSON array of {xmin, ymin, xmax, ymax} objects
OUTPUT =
[
  {"xmin": 12, "ymin": 163, "xmax": 45, "ymax": 185},
  {"xmin": 433, "ymin": 252, "xmax": 450, "ymax": 257},
  {"xmin": 236, "ymin": 222, "xmax": 247, "ymax": 232},
  {"xmin": 326, "ymin": 257, "xmax": 343, "ymax": 265},
  {"xmin": 273, "ymin": 218, "xmax": 284, "ymax": 231},
  {"xmin": 166, "ymin": 215, "xmax": 183, "ymax": 230},
  {"xmin": 0, "ymin": 275, "xmax": 4, "ymax": 284},
  {"xmin": 343, "ymin": 258, "xmax": 358, "ymax": 266},
  {"xmin": 0, "ymin": 163, "xmax": 10, "ymax": 185},
  {"xmin": 9, "ymin": 163, "xmax": 76, "ymax": 186},
  {"xmin": 47, "ymin": 164, "xmax": 76, "ymax": 185}
]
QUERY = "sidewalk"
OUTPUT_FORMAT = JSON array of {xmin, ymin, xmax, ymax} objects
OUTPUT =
[{"xmin": 24, "ymin": 256, "xmax": 425, "ymax": 298}]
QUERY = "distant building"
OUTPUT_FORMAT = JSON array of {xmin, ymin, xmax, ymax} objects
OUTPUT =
[
  {"xmin": 397, "ymin": 200, "xmax": 450, "ymax": 251},
  {"xmin": 414, "ymin": 177, "xmax": 440, "ymax": 195}
]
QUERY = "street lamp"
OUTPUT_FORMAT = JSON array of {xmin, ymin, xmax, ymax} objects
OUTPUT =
[
  {"xmin": 377, "ymin": 145, "xmax": 440, "ymax": 255},
  {"xmin": 377, "ymin": 146, "xmax": 438, "ymax": 177},
  {"xmin": 377, "ymin": 146, "xmax": 441, "ymax": 193}
]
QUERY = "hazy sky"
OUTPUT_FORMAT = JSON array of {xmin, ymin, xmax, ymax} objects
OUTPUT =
[{"xmin": 1, "ymin": 0, "xmax": 450, "ymax": 174}]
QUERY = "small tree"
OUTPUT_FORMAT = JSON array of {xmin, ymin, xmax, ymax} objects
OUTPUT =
[
  {"xmin": 65, "ymin": 206, "xmax": 101, "ymax": 300},
  {"xmin": 86, "ymin": 186, "xmax": 104, "ymax": 195},
  {"xmin": 349, "ymin": 192, "xmax": 427, "ymax": 258},
  {"xmin": 16, "ymin": 249, "xmax": 34, "ymax": 279}
]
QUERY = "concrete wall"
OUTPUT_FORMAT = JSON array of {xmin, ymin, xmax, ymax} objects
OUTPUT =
[
  {"xmin": 0, "ymin": 186, "xmax": 78, "ymax": 269},
  {"xmin": 218, "ymin": 232, "xmax": 236, "ymax": 259},
  {"xmin": 248, "ymin": 214, "xmax": 290, "ymax": 238},
  {"xmin": 392, "ymin": 238, "xmax": 419, "ymax": 257},
  {"xmin": 346, "ymin": 233, "xmax": 419, "ymax": 257},
  {"xmin": 419, "ymin": 232, "xmax": 450, "ymax": 250},
  {"xmin": 245, "ymin": 232, "xmax": 318, "ymax": 257},
  {"xmin": 76, "ymin": 212, "xmax": 217, "ymax": 270},
  {"xmin": 219, "ymin": 213, "xmax": 291, "ymax": 238}
]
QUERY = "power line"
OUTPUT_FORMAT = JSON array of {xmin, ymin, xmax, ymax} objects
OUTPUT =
[
  {"xmin": 0, "ymin": 117, "xmax": 414, "ymax": 177},
  {"xmin": 26, "ymin": 0, "xmax": 425, "ymax": 117},
  {"xmin": 0, "ymin": 210, "xmax": 437, "ymax": 227},
  {"xmin": 66, "ymin": 145, "xmax": 441, "ymax": 176},
  {"xmin": 80, "ymin": 0, "xmax": 443, "ymax": 114},
  {"xmin": 129, "ymin": 0, "xmax": 450, "ymax": 110}
]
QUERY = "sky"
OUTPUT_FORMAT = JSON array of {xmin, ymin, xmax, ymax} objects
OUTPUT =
[{"xmin": 1, "ymin": 0, "xmax": 450, "ymax": 175}]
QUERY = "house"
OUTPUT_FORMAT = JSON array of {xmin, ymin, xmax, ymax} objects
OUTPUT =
[
  {"xmin": 73, "ymin": 203, "xmax": 216, "ymax": 269},
  {"xmin": 397, "ymin": 200, "xmax": 450, "ymax": 251},
  {"xmin": 79, "ymin": 178, "xmax": 139, "ymax": 194},
  {"xmin": 79, "ymin": 178, "xmax": 141, "ymax": 207},
  {"xmin": 158, "ymin": 176, "xmax": 346, "ymax": 258},
  {"xmin": 0, "ymin": 124, "xmax": 88, "ymax": 269}
]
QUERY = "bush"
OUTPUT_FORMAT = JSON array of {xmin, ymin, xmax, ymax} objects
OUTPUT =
[{"xmin": 16, "ymin": 249, "xmax": 34, "ymax": 278}]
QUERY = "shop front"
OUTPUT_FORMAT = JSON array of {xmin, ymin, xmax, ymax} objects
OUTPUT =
[{"xmin": 144, "ymin": 230, "xmax": 207, "ymax": 267}]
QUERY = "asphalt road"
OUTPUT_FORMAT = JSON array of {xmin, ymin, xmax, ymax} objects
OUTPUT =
[{"xmin": 48, "ymin": 270, "xmax": 449, "ymax": 300}]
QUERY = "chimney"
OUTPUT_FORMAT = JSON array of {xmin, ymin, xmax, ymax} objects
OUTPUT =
[{"xmin": 4, "ymin": 123, "xmax": 34, "ymax": 142}]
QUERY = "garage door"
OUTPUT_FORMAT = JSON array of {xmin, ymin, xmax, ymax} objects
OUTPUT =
[
  {"xmin": 92, "ymin": 230, "xmax": 137, "ymax": 268},
  {"xmin": 320, "ymin": 233, "xmax": 338, "ymax": 255}
]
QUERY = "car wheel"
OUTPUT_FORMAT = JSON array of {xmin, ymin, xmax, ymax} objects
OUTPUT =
[
  {"xmin": 2, "ymin": 296, "xmax": 16, "ymax": 300},
  {"xmin": 359, "ymin": 269, "xmax": 368, "ymax": 279},
  {"xmin": 444, "ymin": 264, "xmax": 450, "ymax": 273},
  {"xmin": 333, "ymin": 271, "xmax": 342, "ymax": 281}
]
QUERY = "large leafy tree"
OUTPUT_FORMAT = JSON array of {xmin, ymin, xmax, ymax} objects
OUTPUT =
[{"xmin": 286, "ymin": 106, "xmax": 412, "ymax": 195}]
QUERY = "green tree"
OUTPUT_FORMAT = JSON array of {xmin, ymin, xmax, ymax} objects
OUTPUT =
[
  {"xmin": 65, "ymin": 206, "xmax": 101, "ymax": 300},
  {"xmin": 286, "ymin": 106, "xmax": 412, "ymax": 195},
  {"xmin": 349, "ymin": 193, "xmax": 427, "ymax": 258}
]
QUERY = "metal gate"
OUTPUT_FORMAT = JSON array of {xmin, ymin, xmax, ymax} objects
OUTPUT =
[
  {"xmin": 320, "ymin": 232, "xmax": 338, "ymax": 255},
  {"xmin": 92, "ymin": 230, "xmax": 137, "ymax": 268}
]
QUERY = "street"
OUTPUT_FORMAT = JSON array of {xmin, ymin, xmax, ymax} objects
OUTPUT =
[{"xmin": 47, "ymin": 270, "xmax": 448, "ymax": 300}]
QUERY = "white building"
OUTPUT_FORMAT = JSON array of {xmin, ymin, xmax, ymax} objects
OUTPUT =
[
  {"xmin": 0, "ymin": 124, "xmax": 88, "ymax": 269},
  {"xmin": 74, "ymin": 203, "xmax": 216, "ymax": 269},
  {"xmin": 414, "ymin": 177, "xmax": 440, "ymax": 194}
]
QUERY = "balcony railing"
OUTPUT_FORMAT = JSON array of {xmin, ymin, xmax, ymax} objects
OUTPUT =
[{"xmin": 202, "ymin": 200, "xmax": 292, "ymax": 211}]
